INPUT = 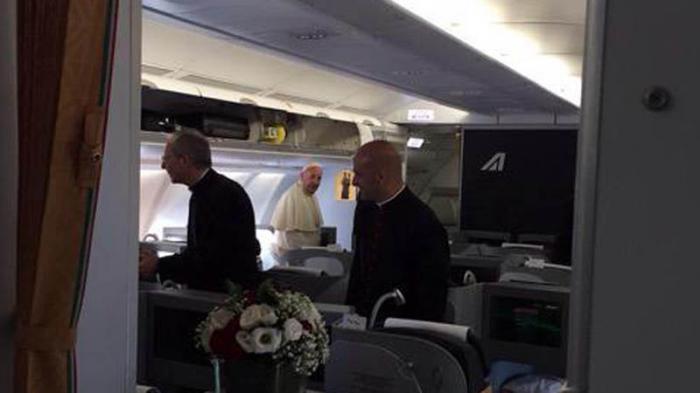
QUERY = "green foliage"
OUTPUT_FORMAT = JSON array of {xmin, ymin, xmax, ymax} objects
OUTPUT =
[
  {"xmin": 225, "ymin": 280, "xmax": 243, "ymax": 302},
  {"xmin": 256, "ymin": 279, "xmax": 280, "ymax": 306}
]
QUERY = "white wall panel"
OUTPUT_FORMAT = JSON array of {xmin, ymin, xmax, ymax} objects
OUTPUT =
[
  {"xmin": 76, "ymin": 1, "xmax": 140, "ymax": 392},
  {"xmin": 572, "ymin": 0, "xmax": 700, "ymax": 391}
]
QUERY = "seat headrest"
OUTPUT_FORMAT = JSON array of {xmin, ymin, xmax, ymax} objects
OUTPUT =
[
  {"xmin": 268, "ymin": 265, "xmax": 327, "ymax": 277},
  {"xmin": 379, "ymin": 320, "xmax": 489, "ymax": 393},
  {"xmin": 383, "ymin": 318, "xmax": 470, "ymax": 343}
]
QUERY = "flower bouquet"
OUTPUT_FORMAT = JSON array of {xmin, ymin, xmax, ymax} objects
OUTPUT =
[{"xmin": 196, "ymin": 280, "xmax": 330, "ymax": 393}]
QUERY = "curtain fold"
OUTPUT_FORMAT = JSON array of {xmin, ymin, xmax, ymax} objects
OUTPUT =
[{"xmin": 16, "ymin": 1, "xmax": 119, "ymax": 392}]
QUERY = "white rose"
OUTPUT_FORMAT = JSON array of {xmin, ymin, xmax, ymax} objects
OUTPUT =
[
  {"xmin": 283, "ymin": 318, "xmax": 303, "ymax": 342},
  {"xmin": 251, "ymin": 327, "xmax": 282, "ymax": 354},
  {"xmin": 235, "ymin": 330, "xmax": 255, "ymax": 353},
  {"xmin": 300, "ymin": 304, "xmax": 322, "ymax": 323},
  {"xmin": 240, "ymin": 305, "xmax": 263, "ymax": 329},
  {"xmin": 209, "ymin": 308, "xmax": 235, "ymax": 330},
  {"xmin": 258, "ymin": 304, "xmax": 279, "ymax": 326},
  {"xmin": 310, "ymin": 307, "xmax": 322, "ymax": 322},
  {"xmin": 240, "ymin": 305, "xmax": 279, "ymax": 329}
]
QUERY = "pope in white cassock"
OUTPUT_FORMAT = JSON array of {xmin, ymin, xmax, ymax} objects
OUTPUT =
[{"xmin": 270, "ymin": 163, "xmax": 324, "ymax": 259}]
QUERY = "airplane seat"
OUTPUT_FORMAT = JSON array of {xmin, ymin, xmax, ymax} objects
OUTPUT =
[
  {"xmin": 265, "ymin": 249, "xmax": 353, "ymax": 303},
  {"xmin": 515, "ymin": 233, "xmax": 558, "ymax": 250},
  {"xmin": 425, "ymin": 187, "xmax": 459, "ymax": 228},
  {"xmin": 279, "ymin": 248, "xmax": 352, "ymax": 276},
  {"xmin": 498, "ymin": 373, "xmax": 565, "ymax": 393},
  {"xmin": 464, "ymin": 230, "xmax": 512, "ymax": 246},
  {"xmin": 382, "ymin": 318, "xmax": 488, "ymax": 385},
  {"xmin": 380, "ymin": 327, "xmax": 488, "ymax": 393},
  {"xmin": 427, "ymin": 195, "xmax": 458, "ymax": 227},
  {"xmin": 302, "ymin": 256, "xmax": 344, "ymax": 277},
  {"xmin": 444, "ymin": 284, "xmax": 483, "ymax": 330},
  {"xmin": 326, "ymin": 320, "xmax": 488, "ymax": 393},
  {"xmin": 499, "ymin": 254, "xmax": 571, "ymax": 287}
]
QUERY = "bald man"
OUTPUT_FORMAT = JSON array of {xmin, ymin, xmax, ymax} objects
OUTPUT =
[
  {"xmin": 270, "ymin": 163, "xmax": 324, "ymax": 258},
  {"xmin": 347, "ymin": 141, "xmax": 450, "ymax": 322}
]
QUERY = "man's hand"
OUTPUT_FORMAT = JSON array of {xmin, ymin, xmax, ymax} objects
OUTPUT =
[{"xmin": 139, "ymin": 247, "xmax": 158, "ymax": 279}]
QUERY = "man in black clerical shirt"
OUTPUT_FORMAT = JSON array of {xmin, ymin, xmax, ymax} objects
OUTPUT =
[
  {"xmin": 346, "ymin": 140, "xmax": 450, "ymax": 322},
  {"xmin": 139, "ymin": 130, "xmax": 259, "ymax": 291}
]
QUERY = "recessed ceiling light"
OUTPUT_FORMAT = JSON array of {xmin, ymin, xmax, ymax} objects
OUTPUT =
[
  {"xmin": 391, "ymin": 70, "xmax": 426, "ymax": 77},
  {"xmin": 294, "ymin": 30, "xmax": 329, "ymax": 40}
]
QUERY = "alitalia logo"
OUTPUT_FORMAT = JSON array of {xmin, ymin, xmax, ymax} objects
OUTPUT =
[{"xmin": 480, "ymin": 152, "xmax": 506, "ymax": 172}]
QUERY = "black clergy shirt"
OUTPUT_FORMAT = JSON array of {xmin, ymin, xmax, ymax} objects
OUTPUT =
[
  {"xmin": 157, "ymin": 169, "xmax": 260, "ymax": 292},
  {"xmin": 346, "ymin": 187, "xmax": 450, "ymax": 322}
]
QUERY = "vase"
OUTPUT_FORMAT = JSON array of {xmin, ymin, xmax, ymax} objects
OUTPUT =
[{"xmin": 223, "ymin": 358, "xmax": 307, "ymax": 393}]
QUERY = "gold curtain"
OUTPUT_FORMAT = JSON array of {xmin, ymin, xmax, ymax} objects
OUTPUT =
[{"xmin": 16, "ymin": 0, "xmax": 119, "ymax": 392}]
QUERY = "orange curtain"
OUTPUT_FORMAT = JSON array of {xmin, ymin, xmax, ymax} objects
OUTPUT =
[{"xmin": 16, "ymin": 0, "xmax": 119, "ymax": 392}]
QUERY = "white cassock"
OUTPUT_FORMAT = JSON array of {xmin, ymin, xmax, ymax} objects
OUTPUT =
[{"xmin": 270, "ymin": 181, "xmax": 323, "ymax": 258}]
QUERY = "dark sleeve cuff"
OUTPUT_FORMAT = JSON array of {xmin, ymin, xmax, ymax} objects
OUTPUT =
[{"xmin": 156, "ymin": 254, "xmax": 178, "ymax": 281}]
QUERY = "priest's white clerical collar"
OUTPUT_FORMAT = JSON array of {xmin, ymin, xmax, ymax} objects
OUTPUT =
[{"xmin": 377, "ymin": 185, "xmax": 405, "ymax": 207}]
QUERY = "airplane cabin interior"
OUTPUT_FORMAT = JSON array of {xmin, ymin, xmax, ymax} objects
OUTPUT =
[
  {"xmin": 134, "ymin": 2, "xmax": 580, "ymax": 393},
  {"xmin": 9, "ymin": 0, "xmax": 698, "ymax": 393}
]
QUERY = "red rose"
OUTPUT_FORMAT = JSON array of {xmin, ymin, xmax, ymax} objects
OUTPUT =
[
  {"xmin": 209, "ymin": 317, "xmax": 244, "ymax": 360},
  {"xmin": 243, "ymin": 291, "xmax": 256, "ymax": 306},
  {"xmin": 300, "ymin": 320, "xmax": 313, "ymax": 331}
]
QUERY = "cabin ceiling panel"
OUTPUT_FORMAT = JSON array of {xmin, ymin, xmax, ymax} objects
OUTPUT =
[
  {"xmin": 491, "ymin": 0, "xmax": 585, "ymax": 22},
  {"xmin": 502, "ymin": 23, "xmax": 585, "ymax": 55},
  {"xmin": 142, "ymin": 17, "xmax": 427, "ymax": 118},
  {"xmin": 157, "ymin": 0, "xmax": 346, "ymax": 38},
  {"xmin": 246, "ymin": 27, "xmax": 435, "ymax": 79},
  {"xmin": 143, "ymin": 20, "xmax": 306, "ymax": 88},
  {"xmin": 177, "ymin": 74, "xmax": 262, "ymax": 94},
  {"xmin": 340, "ymin": 91, "xmax": 417, "ymax": 113},
  {"xmin": 555, "ymin": 55, "xmax": 584, "ymax": 75},
  {"xmin": 142, "ymin": 18, "xmax": 229, "ymax": 69},
  {"xmin": 142, "ymin": 64, "xmax": 172, "ymax": 76},
  {"xmin": 183, "ymin": 48, "xmax": 305, "ymax": 89},
  {"xmin": 266, "ymin": 93, "xmax": 331, "ymax": 109},
  {"xmin": 292, "ymin": 0, "xmax": 577, "ymax": 111},
  {"xmin": 271, "ymin": 72, "xmax": 371, "ymax": 103},
  {"xmin": 143, "ymin": 0, "xmax": 579, "ymax": 115}
]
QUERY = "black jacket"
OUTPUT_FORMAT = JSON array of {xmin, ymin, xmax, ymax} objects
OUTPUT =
[
  {"xmin": 347, "ymin": 187, "xmax": 450, "ymax": 321},
  {"xmin": 158, "ymin": 169, "xmax": 260, "ymax": 291}
]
